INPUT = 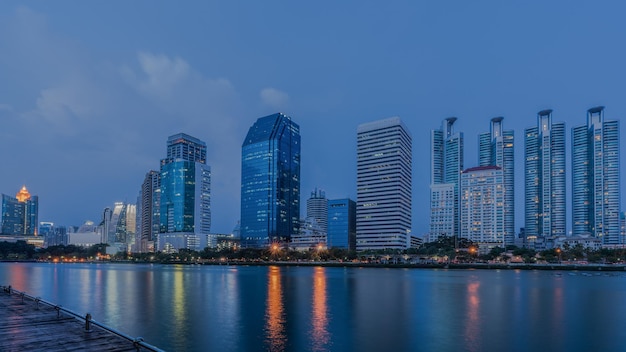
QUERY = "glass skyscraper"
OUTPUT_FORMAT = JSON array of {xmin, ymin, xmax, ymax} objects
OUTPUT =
[
  {"xmin": 479, "ymin": 117, "xmax": 515, "ymax": 245},
  {"xmin": 240, "ymin": 113, "xmax": 301, "ymax": 248},
  {"xmin": 356, "ymin": 117, "xmax": 412, "ymax": 250},
  {"xmin": 524, "ymin": 110, "xmax": 566, "ymax": 239},
  {"xmin": 327, "ymin": 198, "xmax": 356, "ymax": 250},
  {"xmin": 1, "ymin": 186, "xmax": 38, "ymax": 236},
  {"xmin": 159, "ymin": 133, "xmax": 211, "ymax": 244},
  {"xmin": 430, "ymin": 117, "xmax": 464, "ymax": 241},
  {"xmin": 572, "ymin": 107, "xmax": 621, "ymax": 245}
]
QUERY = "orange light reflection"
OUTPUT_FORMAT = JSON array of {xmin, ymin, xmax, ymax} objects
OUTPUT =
[
  {"xmin": 311, "ymin": 267, "xmax": 329, "ymax": 351},
  {"xmin": 265, "ymin": 266, "xmax": 286, "ymax": 352}
]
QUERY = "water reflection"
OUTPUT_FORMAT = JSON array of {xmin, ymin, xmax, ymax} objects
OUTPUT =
[
  {"xmin": 265, "ymin": 266, "xmax": 286, "ymax": 351},
  {"xmin": 464, "ymin": 281, "xmax": 481, "ymax": 351},
  {"xmin": 311, "ymin": 266, "xmax": 329, "ymax": 351}
]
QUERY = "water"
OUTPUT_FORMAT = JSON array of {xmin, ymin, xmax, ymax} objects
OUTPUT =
[{"xmin": 1, "ymin": 263, "xmax": 626, "ymax": 351}]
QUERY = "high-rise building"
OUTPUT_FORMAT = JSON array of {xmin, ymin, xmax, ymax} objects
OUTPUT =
[
  {"xmin": 356, "ymin": 117, "xmax": 412, "ymax": 250},
  {"xmin": 307, "ymin": 188, "xmax": 328, "ymax": 234},
  {"xmin": 158, "ymin": 133, "xmax": 211, "ymax": 251},
  {"xmin": 430, "ymin": 117, "xmax": 463, "ymax": 241},
  {"xmin": 139, "ymin": 170, "xmax": 160, "ymax": 252},
  {"xmin": 524, "ymin": 110, "xmax": 566, "ymax": 239},
  {"xmin": 1, "ymin": 186, "xmax": 38, "ymax": 236},
  {"xmin": 240, "ymin": 113, "xmax": 301, "ymax": 247},
  {"xmin": 327, "ymin": 198, "xmax": 356, "ymax": 250},
  {"xmin": 459, "ymin": 166, "xmax": 505, "ymax": 248},
  {"xmin": 479, "ymin": 117, "xmax": 514, "ymax": 245},
  {"xmin": 572, "ymin": 107, "xmax": 621, "ymax": 245}
]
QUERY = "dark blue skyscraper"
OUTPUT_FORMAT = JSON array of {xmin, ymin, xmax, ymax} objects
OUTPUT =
[
  {"xmin": 327, "ymin": 198, "xmax": 356, "ymax": 250},
  {"xmin": 241, "ymin": 113, "xmax": 301, "ymax": 247}
]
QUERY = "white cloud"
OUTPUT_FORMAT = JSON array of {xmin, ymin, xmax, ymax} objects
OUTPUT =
[{"xmin": 260, "ymin": 87, "xmax": 289, "ymax": 109}]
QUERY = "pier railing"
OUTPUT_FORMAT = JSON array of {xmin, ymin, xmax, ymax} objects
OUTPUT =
[{"xmin": 1, "ymin": 285, "xmax": 165, "ymax": 352}]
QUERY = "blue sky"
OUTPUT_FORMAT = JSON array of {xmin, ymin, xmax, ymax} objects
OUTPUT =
[{"xmin": 0, "ymin": 1, "xmax": 624, "ymax": 235}]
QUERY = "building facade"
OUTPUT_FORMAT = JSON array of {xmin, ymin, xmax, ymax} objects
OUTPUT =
[
  {"xmin": 572, "ymin": 107, "xmax": 621, "ymax": 245},
  {"xmin": 459, "ymin": 166, "xmax": 505, "ymax": 249},
  {"xmin": 524, "ymin": 109, "xmax": 566, "ymax": 239},
  {"xmin": 430, "ymin": 117, "xmax": 464, "ymax": 241},
  {"xmin": 327, "ymin": 198, "xmax": 356, "ymax": 250},
  {"xmin": 306, "ymin": 189, "xmax": 328, "ymax": 234},
  {"xmin": 139, "ymin": 170, "xmax": 160, "ymax": 252},
  {"xmin": 356, "ymin": 117, "xmax": 412, "ymax": 250},
  {"xmin": 479, "ymin": 117, "xmax": 515, "ymax": 245},
  {"xmin": 240, "ymin": 113, "xmax": 301, "ymax": 247},
  {"xmin": 1, "ymin": 186, "xmax": 38, "ymax": 236},
  {"xmin": 158, "ymin": 133, "xmax": 211, "ymax": 251}
]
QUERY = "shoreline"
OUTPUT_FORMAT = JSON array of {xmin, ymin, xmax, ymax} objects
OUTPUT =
[{"xmin": 4, "ymin": 259, "xmax": 626, "ymax": 272}]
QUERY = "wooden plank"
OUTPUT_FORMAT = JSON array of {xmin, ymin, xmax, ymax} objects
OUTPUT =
[{"xmin": 0, "ymin": 291, "xmax": 154, "ymax": 352}]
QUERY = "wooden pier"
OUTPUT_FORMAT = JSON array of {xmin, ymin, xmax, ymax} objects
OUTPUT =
[{"xmin": 0, "ymin": 285, "xmax": 164, "ymax": 352}]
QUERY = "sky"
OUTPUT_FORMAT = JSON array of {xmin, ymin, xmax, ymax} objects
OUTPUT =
[{"xmin": 0, "ymin": 1, "xmax": 625, "ymax": 235}]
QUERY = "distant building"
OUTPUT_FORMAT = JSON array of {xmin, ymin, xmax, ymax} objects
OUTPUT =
[
  {"xmin": 67, "ymin": 221, "xmax": 101, "ymax": 247},
  {"xmin": 459, "ymin": 166, "xmax": 505, "ymax": 249},
  {"xmin": 240, "ymin": 113, "xmax": 301, "ymax": 248},
  {"xmin": 356, "ymin": 117, "xmax": 412, "ymax": 250},
  {"xmin": 307, "ymin": 189, "xmax": 328, "ymax": 234},
  {"xmin": 572, "ymin": 107, "xmax": 621, "ymax": 246},
  {"xmin": 290, "ymin": 217, "xmax": 326, "ymax": 251},
  {"xmin": 524, "ymin": 110, "xmax": 566, "ymax": 239},
  {"xmin": 158, "ymin": 133, "xmax": 211, "ymax": 252},
  {"xmin": 479, "ymin": 117, "xmax": 515, "ymax": 246},
  {"xmin": 430, "ymin": 117, "xmax": 463, "ymax": 242},
  {"xmin": 1, "ymin": 186, "xmax": 38, "ymax": 236},
  {"xmin": 327, "ymin": 198, "xmax": 356, "ymax": 250}
]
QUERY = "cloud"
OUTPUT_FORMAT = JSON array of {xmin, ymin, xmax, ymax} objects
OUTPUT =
[
  {"xmin": 260, "ymin": 87, "xmax": 289, "ymax": 109},
  {"xmin": 0, "ymin": 103, "xmax": 12, "ymax": 112}
]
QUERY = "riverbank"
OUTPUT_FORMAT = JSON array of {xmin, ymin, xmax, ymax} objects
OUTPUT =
[{"xmin": 5, "ymin": 259, "xmax": 626, "ymax": 271}]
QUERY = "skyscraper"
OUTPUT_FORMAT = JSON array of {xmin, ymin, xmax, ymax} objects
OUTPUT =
[
  {"xmin": 430, "ymin": 117, "xmax": 464, "ymax": 241},
  {"xmin": 459, "ymin": 166, "xmax": 505, "ymax": 247},
  {"xmin": 139, "ymin": 170, "xmax": 160, "ymax": 252},
  {"xmin": 307, "ymin": 189, "xmax": 328, "ymax": 234},
  {"xmin": 327, "ymin": 198, "xmax": 356, "ymax": 250},
  {"xmin": 356, "ymin": 117, "xmax": 412, "ymax": 250},
  {"xmin": 1, "ymin": 186, "xmax": 38, "ymax": 236},
  {"xmin": 479, "ymin": 117, "xmax": 514, "ymax": 245},
  {"xmin": 240, "ymin": 113, "xmax": 301, "ymax": 247},
  {"xmin": 572, "ymin": 107, "xmax": 621, "ymax": 245},
  {"xmin": 158, "ymin": 133, "xmax": 211, "ymax": 250},
  {"xmin": 524, "ymin": 110, "xmax": 566, "ymax": 239}
]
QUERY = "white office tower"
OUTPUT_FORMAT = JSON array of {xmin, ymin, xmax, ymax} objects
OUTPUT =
[
  {"xmin": 479, "ymin": 117, "xmax": 514, "ymax": 246},
  {"xmin": 356, "ymin": 117, "xmax": 412, "ymax": 250},
  {"xmin": 430, "ymin": 117, "xmax": 464, "ymax": 241},
  {"xmin": 524, "ymin": 110, "xmax": 566, "ymax": 239}
]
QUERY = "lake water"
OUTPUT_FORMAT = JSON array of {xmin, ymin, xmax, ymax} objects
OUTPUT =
[{"xmin": 1, "ymin": 262, "xmax": 625, "ymax": 351}]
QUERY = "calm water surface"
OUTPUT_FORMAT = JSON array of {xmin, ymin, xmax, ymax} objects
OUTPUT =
[{"xmin": 1, "ymin": 263, "xmax": 625, "ymax": 351}]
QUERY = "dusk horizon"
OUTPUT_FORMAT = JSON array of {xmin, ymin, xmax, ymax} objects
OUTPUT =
[{"xmin": 1, "ymin": 2, "xmax": 625, "ymax": 237}]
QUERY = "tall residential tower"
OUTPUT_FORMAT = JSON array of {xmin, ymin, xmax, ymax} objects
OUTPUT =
[
  {"xmin": 524, "ymin": 110, "xmax": 566, "ymax": 239},
  {"xmin": 479, "ymin": 117, "xmax": 515, "ymax": 245},
  {"xmin": 356, "ymin": 117, "xmax": 412, "ymax": 250},
  {"xmin": 240, "ymin": 113, "xmax": 301, "ymax": 247},
  {"xmin": 572, "ymin": 107, "xmax": 621, "ymax": 245},
  {"xmin": 430, "ymin": 117, "xmax": 464, "ymax": 241}
]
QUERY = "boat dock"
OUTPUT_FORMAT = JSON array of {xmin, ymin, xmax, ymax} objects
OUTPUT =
[{"xmin": 0, "ymin": 285, "xmax": 164, "ymax": 352}]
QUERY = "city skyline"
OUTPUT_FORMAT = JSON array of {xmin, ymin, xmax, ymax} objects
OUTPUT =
[{"xmin": 1, "ymin": 2, "xmax": 626, "ymax": 235}]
